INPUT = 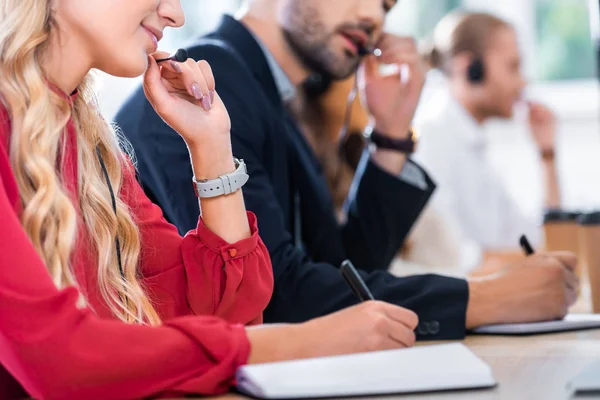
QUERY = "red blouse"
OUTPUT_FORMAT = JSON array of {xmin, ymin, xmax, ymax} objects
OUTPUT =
[{"xmin": 0, "ymin": 104, "xmax": 274, "ymax": 400}]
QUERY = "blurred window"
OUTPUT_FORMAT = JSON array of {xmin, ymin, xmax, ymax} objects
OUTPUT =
[{"xmin": 535, "ymin": 0, "xmax": 596, "ymax": 81}]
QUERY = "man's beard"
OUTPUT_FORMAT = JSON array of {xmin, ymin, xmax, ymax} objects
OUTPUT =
[
  {"xmin": 280, "ymin": 1, "xmax": 360, "ymax": 81},
  {"xmin": 282, "ymin": 28, "xmax": 359, "ymax": 80}
]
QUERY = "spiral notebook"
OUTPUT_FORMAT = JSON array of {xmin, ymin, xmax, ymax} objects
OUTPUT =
[{"xmin": 235, "ymin": 343, "xmax": 496, "ymax": 399}]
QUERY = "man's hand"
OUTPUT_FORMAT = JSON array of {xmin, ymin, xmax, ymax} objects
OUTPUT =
[
  {"xmin": 358, "ymin": 34, "xmax": 426, "ymax": 138},
  {"xmin": 357, "ymin": 34, "xmax": 426, "ymax": 175},
  {"xmin": 466, "ymin": 251, "xmax": 579, "ymax": 329}
]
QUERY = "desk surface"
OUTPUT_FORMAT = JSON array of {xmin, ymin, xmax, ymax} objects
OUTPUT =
[{"xmin": 197, "ymin": 329, "xmax": 600, "ymax": 400}]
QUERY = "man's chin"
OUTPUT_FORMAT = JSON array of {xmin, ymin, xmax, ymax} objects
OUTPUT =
[
  {"xmin": 325, "ymin": 62, "xmax": 360, "ymax": 81},
  {"xmin": 494, "ymin": 105, "xmax": 515, "ymax": 120},
  {"xmin": 503, "ymin": 110, "xmax": 515, "ymax": 119}
]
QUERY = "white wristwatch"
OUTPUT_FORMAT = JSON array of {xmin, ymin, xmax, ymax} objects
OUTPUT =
[{"xmin": 192, "ymin": 158, "xmax": 249, "ymax": 198}]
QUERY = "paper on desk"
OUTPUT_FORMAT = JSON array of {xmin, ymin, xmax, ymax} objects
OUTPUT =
[
  {"xmin": 235, "ymin": 343, "xmax": 496, "ymax": 399},
  {"xmin": 568, "ymin": 359, "xmax": 600, "ymax": 394},
  {"xmin": 471, "ymin": 314, "xmax": 600, "ymax": 335}
]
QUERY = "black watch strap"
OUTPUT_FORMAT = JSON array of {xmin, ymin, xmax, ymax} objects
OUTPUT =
[{"xmin": 366, "ymin": 128, "xmax": 417, "ymax": 154}]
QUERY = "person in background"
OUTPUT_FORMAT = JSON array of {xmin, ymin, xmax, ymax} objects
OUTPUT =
[
  {"xmin": 117, "ymin": 0, "xmax": 579, "ymax": 343},
  {"xmin": 0, "ymin": 0, "xmax": 421, "ymax": 398},
  {"xmin": 413, "ymin": 11, "xmax": 562, "ymax": 272}
]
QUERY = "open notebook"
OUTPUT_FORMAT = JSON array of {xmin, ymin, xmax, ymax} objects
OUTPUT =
[
  {"xmin": 568, "ymin": 360, "xmax": 600, "ymax": 395},
  {"xmin": 471, "ymin": 314, "xmax": 600, "ymax": 335},
  {"xmin": 235, "ymin": 343, "xmax": 496, "ymax": 399}
]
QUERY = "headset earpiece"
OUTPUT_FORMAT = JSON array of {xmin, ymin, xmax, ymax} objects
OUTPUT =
[{"xmin": 467, "ymin": 57, "xmax": 485, "ymax": 84}]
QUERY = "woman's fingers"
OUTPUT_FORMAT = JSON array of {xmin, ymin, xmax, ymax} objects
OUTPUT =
[
  {"xmin": 382, "ymin": 303, "xmax": 419, "ymax": 330},
  {"xmin": 143, "ymin": 55, "xmax": 172, "ymax": 114},
  {"xmin": 178, "ymin": 59, "xmax": 206, "ymax": 101},
  {"xmin": 386, "ymin": 322, "xmax": 417, "ymax": 348},
  {"xmin": 198, "ymin": 60, "xmax": 216, "ymax": 103},
  {"xmin": 145, "ymin": 50, "xmax": 218, "ymax": 113}
]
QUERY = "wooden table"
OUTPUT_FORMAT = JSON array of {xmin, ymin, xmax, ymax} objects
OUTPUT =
[{"xmin": 199, "ymin": 329, "xmax": 600, "ymax": 400}]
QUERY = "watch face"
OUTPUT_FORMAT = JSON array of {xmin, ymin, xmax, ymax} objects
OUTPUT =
[
  {"xmin": 410, "ymin": 127, "xmax": 419, "ymax": 146},
  {"xmin": 410, "ymin": 127, "xmax": 419, "ymax": 151}
]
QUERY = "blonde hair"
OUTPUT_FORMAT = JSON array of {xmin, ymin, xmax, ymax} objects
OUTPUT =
[
  {"xmin": 424, "ymin": 11, "xmax": 512, "ymax": 73},
  {"xmin": 0, "ymin": 0, "xmax": 160, "ymax": 324}
]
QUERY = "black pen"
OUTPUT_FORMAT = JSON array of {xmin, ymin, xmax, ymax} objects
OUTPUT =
[
  {"xmin": 340, "ymin": 260, "xmax": 375, "ymax": 302},
  {"xmin": 519, "ymin": 234, "xmax": 535, "ymax": 256}
]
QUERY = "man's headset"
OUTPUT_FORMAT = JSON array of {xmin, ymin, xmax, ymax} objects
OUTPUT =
[
  {"xmin": 467, "ymin": 57, "xmax": 486, "ymax": 84},
  {"xmin": 302, "ymin": 45, "xmax": 381, "ymax": 200}
]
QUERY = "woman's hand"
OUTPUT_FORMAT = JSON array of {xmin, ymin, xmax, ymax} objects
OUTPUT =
[
  {"xmin": 143, "ymin": 52, "xmax": 233, "ymax": 174},
  {"xmin": 143, "ymin": 51, "xmax": 249, "ymax": 242},
  {"xmin": 246, "ymin": 301, "xmax": 419, "ymax": 364}
]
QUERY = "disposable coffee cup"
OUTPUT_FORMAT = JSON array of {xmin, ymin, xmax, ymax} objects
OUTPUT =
[
  {"xmin": 577, "ymin": 211, "xmax": 600, "ymax": 313},
  {"xmin": 544, "ymin": 210, "xmax": 581, "ymax": 274}
]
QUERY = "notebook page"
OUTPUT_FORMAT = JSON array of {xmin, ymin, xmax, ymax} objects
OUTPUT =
[
  {"xmin": 471, "ymin": 314, "xmax": 600, "ymax": 335},
  {"xmin": 568, "ymin": 360, "xmax": 600, "ymax": 394},
  {"xmin": 236, "ymin": 343, "xmax": 495, "ymax": 399}
]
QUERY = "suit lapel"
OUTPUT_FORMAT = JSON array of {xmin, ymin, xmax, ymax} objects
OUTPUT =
[{"xmin": 212, "ymin": 16, "xmax": 345, "ymax": 264}]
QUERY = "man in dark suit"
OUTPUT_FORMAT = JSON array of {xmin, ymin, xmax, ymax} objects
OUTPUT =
[{"xmin": 116, "ymin": 0, "xmax": 578, "ymax": 340}]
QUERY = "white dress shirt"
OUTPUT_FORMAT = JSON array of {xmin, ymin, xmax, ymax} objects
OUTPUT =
[{"xmin": 412, "ymin": 89, "xmax": 541, "ymax": 271}]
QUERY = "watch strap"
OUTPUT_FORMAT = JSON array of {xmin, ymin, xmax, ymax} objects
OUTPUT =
[
  {"xmin": 193, "ymin": 158, "xmax": 249, "ymax": 198},
  {"xmin": 366, "ymin": 127, "xmax": 417, "ymax": 154}
]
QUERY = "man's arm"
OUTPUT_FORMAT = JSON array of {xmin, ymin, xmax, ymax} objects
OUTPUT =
[
  {"xmin": 232, "ymin": 133, "xmax": 468, "ymax": 341},
  {"xmin": 342, "ymin": 151, "xmax": 434, "ymax": 272},
  {"xmin": 341, "ymin": 34, "xmax": 434, "ymax": 272}
]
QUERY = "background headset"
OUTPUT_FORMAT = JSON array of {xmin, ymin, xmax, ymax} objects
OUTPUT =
[{"xmin": 467, "ymin": 56, "xmax": 486, "ymax": 84}]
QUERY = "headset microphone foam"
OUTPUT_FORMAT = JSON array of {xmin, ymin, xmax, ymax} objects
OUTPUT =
[{"xmin": 156, "ymin": 48, "xmax": 188, "ymax": 63}]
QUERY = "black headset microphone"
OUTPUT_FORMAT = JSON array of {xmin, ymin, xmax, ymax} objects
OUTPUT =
[
  {"xmin": 358, "ymin": 46, "xmax": 374, "ymax": 57},
  {"xmin": 330, "ymin": 45, "xmax": 381, "ymax": 198},
  {"xmin": 156, "ymin": 48, "xmax": 188, "ymax": 63}
]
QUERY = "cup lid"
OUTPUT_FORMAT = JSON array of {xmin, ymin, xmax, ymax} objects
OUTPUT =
[
  {"xmin": 543, "ymin": 209, "xmax": 581, "ymax": 222},
  {"xmin": 577, "ymin": 211, "xmax": 600, "ymax": 226}
]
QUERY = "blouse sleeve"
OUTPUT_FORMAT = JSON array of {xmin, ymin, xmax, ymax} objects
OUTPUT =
[
  {"xmin": 0, "ymin": 152, "xmax": 250, "ymax": 399},
  {"xmin": 121, "ymin": 160, "xmax": 274, "ymax": 325}
]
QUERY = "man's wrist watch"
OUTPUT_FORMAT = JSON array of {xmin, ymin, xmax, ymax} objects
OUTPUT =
[
  {"xmin": 365, "ymin": 126, "xmax": 419, "ymax": 154},
  {"xmin": 192, "ymin": 158, "xmax": 249, "ymax": 198}
]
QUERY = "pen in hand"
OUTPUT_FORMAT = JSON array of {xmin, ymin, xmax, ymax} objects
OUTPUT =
[
  {"xmin": 340, "ymin": 260, "xmax": 375, "ymax": 302},
  {"xmin": 519, "ymin": 235, "xmax": 535, "ymax": 256}
]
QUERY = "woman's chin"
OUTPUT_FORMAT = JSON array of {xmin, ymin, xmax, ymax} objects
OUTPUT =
[{"xmin": 102, "ymin": 59, "xmax": 148, "ymax": 79}]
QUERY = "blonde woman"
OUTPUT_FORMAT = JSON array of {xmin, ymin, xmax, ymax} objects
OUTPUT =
[{"xmin": 0, "ymin": 0, "xmax": 419, "ymax": 399}]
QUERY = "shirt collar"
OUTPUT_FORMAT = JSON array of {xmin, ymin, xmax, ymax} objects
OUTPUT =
[
  {"xmin": 249, "ymin": 32, "xmax": 296, "ymax": 103},
  {"xmin": 443, "ymin": 90, "xmax": 488, "ymax": 150}
]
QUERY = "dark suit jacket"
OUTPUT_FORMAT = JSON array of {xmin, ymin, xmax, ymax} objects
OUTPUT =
[{"xmin": 115, "ymin": 16, "xmax": 469, "ymax": 340}]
